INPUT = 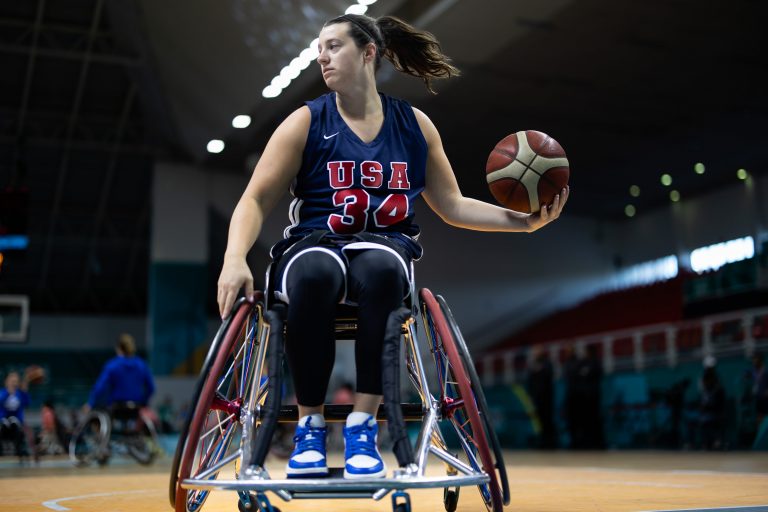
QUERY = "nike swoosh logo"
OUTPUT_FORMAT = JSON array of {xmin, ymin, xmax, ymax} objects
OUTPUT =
[{"xmin": 323, "ymin": 132, "xmax": 339, "ymax": 140}]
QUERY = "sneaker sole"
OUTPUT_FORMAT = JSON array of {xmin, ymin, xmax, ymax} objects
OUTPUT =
[
  {"xmin": 343, "ymin": 467, "xmax": 386, "ymax": 479},
  {"xmin": 286, "ymin": 467, "xmax": 329, "ymax": 478}
]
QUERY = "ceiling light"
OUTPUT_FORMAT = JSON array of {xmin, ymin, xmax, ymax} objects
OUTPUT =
[
  {"xmin": 624, "ymin": 204, "xmax": 636, "ymax": 217},
  {"xmin": 207, "ymin": 139, "xmax": 225, "ymax": 153},
  {"xmin": 737, "ymin": 168, "xmax": 748, "ymax": 180},
  {"xmin": 271, "ymin": 75, "xmax": 290, "ymax": 89},
  {"xmin": 346, "ymin": 4, "xmax": 367, "ymax": 14},
  {"xmin": 262, "ymin": 85, "xmax": 281, "ymax": 98},
  {"xmin": 694, "ymin": 162, "xmax": 705, "ymax": 174},
  {"xmin": 281, "ymin": 63, "xmax": 301, "ymax": 80},
  {"xmin": 670, "ymin": 190, "xmax": 680, "ymax": 202},
  {"xmin": 660, "ymin": 174, "xmax": 672, "ymax": 186},
  {"xmin": 629, "ymin": 185, "xmax": 640, "ymax": 197},
  {"xmin": 358, "ymin": 0, "xmax": 378, "ymax": 5},
  {"xmin": 232, "ymin": 115, "xmax": 251, "ymax": 129}
]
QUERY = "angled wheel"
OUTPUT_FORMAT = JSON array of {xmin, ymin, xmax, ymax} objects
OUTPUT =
[
  {"xmin": 170, "ymin": 295, "xmax": 269, "ymax": 512},
  {"xmin": 126, "ymin": 409, "xmax": 160, "ymax": 465},
  {"xmin": 436, "ymin": 294, "xmax": 510, "ymax": 507},
  {"xmin": 420, "ymin": 288, "xmax": 505, "ymax": 512},
  {"xmin": 69, "ymin": 410, "xmax": 111, "ymax": 467}
]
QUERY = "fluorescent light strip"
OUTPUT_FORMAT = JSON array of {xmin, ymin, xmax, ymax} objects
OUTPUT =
[
  {"xmin": 262, "ymin": 0, "xmax": 377, "ymax": 98},
  {"xmin": 205, "ymin": 1, "xmax": 378, "ymax": 153},
  {"xmin": 690, "ymin": 236, "xmax": 754, "ymax": 273}
]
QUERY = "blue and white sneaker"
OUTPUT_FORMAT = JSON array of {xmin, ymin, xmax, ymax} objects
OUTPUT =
[
  {"xmin": 343, "ymin": 412, "xmax": 386, "ymax": 479},
  {"xmin": 286, "ymin": 414, "xmax": 328, "ymax": 478}
]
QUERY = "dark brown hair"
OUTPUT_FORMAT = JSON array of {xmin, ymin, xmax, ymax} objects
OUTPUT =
[
  {"xmin": 117, "ymin": 333, "xmax": 136, "ymax": 356},
  {"xmin": 325, "ymin": 14, "xmax": 460, "ymax": 94}
]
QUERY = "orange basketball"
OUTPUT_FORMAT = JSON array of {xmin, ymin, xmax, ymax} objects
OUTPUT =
[
  {"xmin": 25, "ymin": 365, "xmax": 46, "ymax": 385},
  {"xmin": 485, "ymin": 130, "xmax": 570, "ymax": 213}
]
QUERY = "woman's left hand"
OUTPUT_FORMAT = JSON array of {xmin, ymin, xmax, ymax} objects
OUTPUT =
[{"xmin": 525, "ymin": 186, "xmax": 569, "ymax": 232}]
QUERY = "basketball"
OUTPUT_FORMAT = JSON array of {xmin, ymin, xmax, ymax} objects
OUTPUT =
[
  {"xmin": 25, "ymin": 364, "xmax": 46, "ymax": 385},
  {"xmin": 485, "ymin": 130, "xmax": 570, "ymax": 213}
]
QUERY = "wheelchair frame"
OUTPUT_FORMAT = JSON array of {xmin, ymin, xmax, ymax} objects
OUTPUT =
[{"xmin": 169, "ymin": 288, "xmax": 509, "ymax": 512}]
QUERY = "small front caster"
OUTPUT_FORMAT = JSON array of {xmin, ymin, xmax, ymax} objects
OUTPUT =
[{"xmin": 392, "ymin": 490, "xmax": 411, "ymax": 512}]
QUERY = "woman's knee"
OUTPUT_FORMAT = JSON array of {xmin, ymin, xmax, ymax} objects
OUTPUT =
[
  {"xmin": 283, "ymin": 250, "xmax": 344, "ymax": 300},
  {"xmin": 349, "ymin": 250, "xmax": 408, "ymax": 296}
]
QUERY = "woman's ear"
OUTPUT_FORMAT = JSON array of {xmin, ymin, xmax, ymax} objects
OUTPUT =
[{"xmin": 364, "ymin": 42, "xmax": 377, "ymax": 63}]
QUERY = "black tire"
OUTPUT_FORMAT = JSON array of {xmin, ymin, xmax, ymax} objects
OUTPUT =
[
  {"xmin": 436, "ymin": 295, "xmax": 511, "ymax": 506},
  {"xmin": 237, "ymin": 493, "xmax": 280, "ymax": 512},
  {"xmin": 126, "ymin": 435, "xmax": 155, "ymax": 465},
  {"xmin": 126, "ymin": 409, "xmax": 160, "ymax": 465},
  {"xmin": 237, "ymin": 493, "xmax": 257, "ymax": 512},
  {"xmin": 443, "ymin": 488, "xmax": 459, "ymax": 512},
  {"xmin": 170, "ymin": 296, "xmax": 269, "ymax": 512},
  {"xmin": 69, "ymin": 410, "xmax": 110, "ymax": 467}
]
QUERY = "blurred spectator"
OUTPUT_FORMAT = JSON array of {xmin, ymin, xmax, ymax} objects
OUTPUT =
[
  {"xmin": 327, "ymin": 382, "xmax": 356, "ymax": 451},
  {"xmin": 527, "ymin": 346, "xmax": 556, "ymax": 449},
  {"xmin": 690, "ymin": 356, "xmax": 726, "ymax": 449},
  {"xmin": 157, "ymin": 394, "xmax": 176, "ymax": 434},
  {"xmin": 747, "ymin": 353, "xmax": 768, "ymax": 432},
  {"xmin": 331, "ymin": 382, "xmax": 355, "ymax": 405},
  {"xmin": 84, "ymin": 333, "xmax": 155, "ymax": 413},
  {"xmin": 566, "ymin": 345, "xmax": 604, "ymax": 449},
  {"xmin": 562, "ymin": 345, "xmax": 578, "ymax": 447},
  {"xmin": 0, "ymin": 370, "xmax": 30, "ymax": 457},
  {"xmin": 37, "ymin": 399, "xmax": 69, "ymax": 456}
]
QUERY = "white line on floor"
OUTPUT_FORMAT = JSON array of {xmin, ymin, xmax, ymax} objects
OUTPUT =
[{"xmin": 41, "ymin": 489, "xmax": 153, "ymax": 511}]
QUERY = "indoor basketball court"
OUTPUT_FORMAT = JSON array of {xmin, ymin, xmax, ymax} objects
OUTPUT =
[
  {"xmin": 2, "ymin": 1, "xmax": 768, "ymax": 512},
  {"xmin": 2, "ymin": 451, "xmax": 768, "ymax": 512}
]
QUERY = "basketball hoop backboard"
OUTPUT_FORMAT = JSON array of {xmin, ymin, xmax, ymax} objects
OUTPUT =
[{"xmin": 0, "ymin": 295, "xmax": 29, "ymax": 343}]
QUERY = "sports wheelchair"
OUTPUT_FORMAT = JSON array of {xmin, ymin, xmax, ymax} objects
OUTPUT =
[
  {"xmin": 69, "ymin": 402, "xmax": 160, "ymax": 466},
  {"xmin": 169, "ymin": 285, "xmax": 510, "ymax": 512}
]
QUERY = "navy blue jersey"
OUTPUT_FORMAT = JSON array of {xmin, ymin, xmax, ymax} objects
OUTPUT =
[{"xmin": 277, "ymin": 92, "xmax": 427, "ymax": 259}]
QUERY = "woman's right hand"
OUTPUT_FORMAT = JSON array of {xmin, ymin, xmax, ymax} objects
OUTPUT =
[{"xmin": 217, "ymin": 255, "xmax": 254, "ymax": 320}]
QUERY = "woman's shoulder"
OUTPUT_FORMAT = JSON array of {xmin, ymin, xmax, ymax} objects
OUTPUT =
[
  {"xmin": 409, "ymin": 105, "xmax": 438, "ymax": 144},
  {"xmin": 304, "ymin": 92, "xmax": 334, "ymax": 112},
  {"xmin": 274, "ymin": 105, "xmax": 312, "ymax": 142}
]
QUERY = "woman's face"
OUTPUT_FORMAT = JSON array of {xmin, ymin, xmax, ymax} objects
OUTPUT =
[
  {"xmin": 5, "ymin": 372, "xmax": 19, "ymax": 391},
  {"xmin": 316, "ymin": 22, "xmax": 371, "ymax": 89}
]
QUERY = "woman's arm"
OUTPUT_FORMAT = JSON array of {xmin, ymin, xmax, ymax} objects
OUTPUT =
[
  {"xmin": 217, "ymin": 106, "xmax": 311, "ymax": 318},
  {"xmin": 415, "ymin": 108, "xmax": 568, "ymax": 233}
]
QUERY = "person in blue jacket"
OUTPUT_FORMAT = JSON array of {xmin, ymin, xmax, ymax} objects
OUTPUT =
[
  {"xmin": 85, "ymin": 333, "xmax": 155, "ymax": 412},
  {"xmin": 1, "ymin": 370, "xmax": 31, "ymax": 457}
]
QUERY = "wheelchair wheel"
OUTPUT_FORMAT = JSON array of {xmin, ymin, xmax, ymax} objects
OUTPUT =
[
  {"xmin": 420, "ymin": 288, "xmax": 504, "ymax": 512},
  {"xmin": 69, "ymin": 410, "xmax": 111, "ymax": 467},
  {"xmin": 436, "ymin": 295, "xmax": 511, "ymax": 506},
  {"xmin": 126, "ymin": 409, "xmax": 160, "ymax": 465},
  {"xmin": 171, "ymin": 296, "xmax": 268, "ymax": 512}
]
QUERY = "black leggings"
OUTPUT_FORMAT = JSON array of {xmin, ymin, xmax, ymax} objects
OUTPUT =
[{"xmin": 278, "ymin": 249, "xmax": 409, "ymax": 407}]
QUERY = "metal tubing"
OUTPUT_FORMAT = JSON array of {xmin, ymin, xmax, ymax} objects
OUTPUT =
[{"xmin": 428, "ymin": 445, "xmax": 474, "ymax": 475}]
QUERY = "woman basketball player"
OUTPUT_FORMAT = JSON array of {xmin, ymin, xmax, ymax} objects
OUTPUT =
[{"xmin": 217, "ymin": 13, "xmax": 569, "ymax": 480}]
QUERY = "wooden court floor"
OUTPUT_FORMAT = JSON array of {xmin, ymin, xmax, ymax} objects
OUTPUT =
[{"xmin": 2, "ymin": 451, "xmax": 767, "ymax": 512}]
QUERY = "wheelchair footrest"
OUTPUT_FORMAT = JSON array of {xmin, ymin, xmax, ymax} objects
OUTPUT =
[{"xmin": 182, "ymin": 472, "xmax": 489, "ymax": 494}]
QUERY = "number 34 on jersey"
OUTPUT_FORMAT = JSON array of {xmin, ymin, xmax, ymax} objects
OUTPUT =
[{"xmin": 326, "ymin": 160, "xmax": 411, "ymax": 234}]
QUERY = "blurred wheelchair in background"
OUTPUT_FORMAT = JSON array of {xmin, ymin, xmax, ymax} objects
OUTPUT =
[{"xmin": 69, "ymin": 401, "xmax": 160, "ymax": 466}]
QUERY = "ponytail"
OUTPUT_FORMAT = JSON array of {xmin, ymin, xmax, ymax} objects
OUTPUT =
[{"xmin": 325, "ymin": 14, "xmax": 460, "ymax": 94}]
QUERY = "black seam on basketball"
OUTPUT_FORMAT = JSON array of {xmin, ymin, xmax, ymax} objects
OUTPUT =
[
  {"xmin": 540, "ymin": 167, "xmax": 567, "ymax": 190},
  {"xmin": 515, "ymin": 158, "xmax": 541, "ymax": 177},
  {"xmin": 504, "ymin": 180, "xmax": 521, "ymax": 207},
  {"xmin": 492, "ymin": 147, "xmax": 516, "ymax": 161}
]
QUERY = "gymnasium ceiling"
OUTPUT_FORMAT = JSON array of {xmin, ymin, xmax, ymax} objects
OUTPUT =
[{"xmin": 0, "ymin": 0, "xmax": 766, "ymax": 314}]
